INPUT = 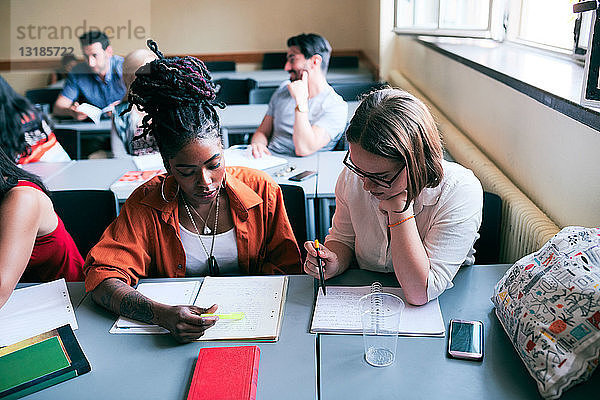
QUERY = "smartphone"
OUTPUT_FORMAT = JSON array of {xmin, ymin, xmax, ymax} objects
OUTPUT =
[
  {"xmin": 288, "ymin": 170, "xmax": 317, "ymax": 182},
  {"xmin": 448, "ymin": 319, "xmax": 484, "ymax": 361}
]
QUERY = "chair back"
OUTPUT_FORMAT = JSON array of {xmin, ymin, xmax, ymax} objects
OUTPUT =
[
  {"xmin": 249, "ymin": 87, "xmax": 277, "ymax": 104},
  {"xmin": 214, "ymin": 79, "xmax": 257, "ymax": 105},
  {"xmin": 51, "ymin": 189, "xmax": 118, "ymax": 257},
  {"xmin": 25, "ymin": 88, "xmax": 62, "ymax": 114},
  {"xmin": 331, "ymin": 81, "xmax": 386, "ymax": 101},
  {"xmin": 329, "ymin": 55, "xmax": 359, "ymax": 69},
  {"xmin": 474, "ymin": 191, "xmax": 502, "ymax": 264},
  {"xmin": 204, "ymin": 61, "xmax": 236, "ymax": 72},
  {"xmin": 262, "ymin": 52, "xmax": 287, "ymax": 70},
  {"xmin": 280, "ymin": 184, "xmax": 307, "ymax": 258},
  {"xmin": 53, "ymin": 128, "xmax": 80, "ymax": 159}
]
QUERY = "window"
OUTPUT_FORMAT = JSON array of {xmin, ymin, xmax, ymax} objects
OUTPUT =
[
  {"xmin": 394, "ymin": 0, "xmax": 595, "ymax": 57},
  {"xmin": 394, "ymin": 0, "xmax": 503, "ymax": 39}
]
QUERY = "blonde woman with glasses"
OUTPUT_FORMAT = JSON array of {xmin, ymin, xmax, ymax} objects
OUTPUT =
[{"xmin": 303, "ymin": 88, "xmax": 483, "ymax": 305}]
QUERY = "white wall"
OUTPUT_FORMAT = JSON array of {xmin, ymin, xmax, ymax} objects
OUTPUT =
[{"xmin": 386, "ymin": 36, "xmax": 600, "ymax": 228}]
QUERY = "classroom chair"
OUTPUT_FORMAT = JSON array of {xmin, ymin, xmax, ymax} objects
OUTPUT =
[
  {"xmin": 473, "ymin": 191, "xmax": 503, "ymax": 264},
  {"xmin": 280, "ymin": 184, "xmax": 308, "ymax": 260},
  {"xmin": 329, "ymin": 55, "xmax": 359, "ymax": 69},
  {"xmin": 331, "ymin": 81, "xmax": 387, "ymax": 101},
  {"xmin": 204, "ymin": 61, "xmax": 236, "ymax": 72},
  {"xmin": 25, "ymin": 88, "xmax": 62, "ymax": 114},
  {"xmin": 51, "ymin": 189, "xmax": 119, "ymax": 257},
  {"xmin": 249, "ymin": 87, "xmax": 277, "ymax": 104},
  {"xmin": 53, "ymin": 128, "xmax": 80, "ymax": 160},
  {"xmin": 261, "ymin": 52, "xmax": 287, "ymax": 70},
  {"xmin": 214, "ymin": 78, "xmax": 257, "ymax": 105}
]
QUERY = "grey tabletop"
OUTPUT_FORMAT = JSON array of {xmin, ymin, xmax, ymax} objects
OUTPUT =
[
  {"xmin": 43, "ymin": 158, "xmax": 136, "ymax": 191},
  {"xmin": 316, "ymin": 151, "xmax": 345, "ymax": 198},
  {"xmin": 318, "ymin": 266, "xmax": 599, "ymax": 399},
  {"xmin": 211, "ymin": 68, "xmax": 374, "ymax": 88},
  {"xmin": 52, "ymin": 119, "xmax": 112, "ymax": 133},
  {"xmin": 21, "ymin": 160, "xmax": 76, "ymax": 183},
  {"xmin": 266, "ymin": 152, "xmax": 319, "ymax": 199},
  {"xmin": 25, "ymin": 275, "xmax": 317, "ymax": 400}
]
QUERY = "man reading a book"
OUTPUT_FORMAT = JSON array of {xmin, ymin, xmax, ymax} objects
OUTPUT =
[
  {"xmin": 53, "ymin": 31, "xmax": 125, "ymax": 121},
  {"xmin": 84, "ymin": 41, "xmax": 301, "ymax": 343}
]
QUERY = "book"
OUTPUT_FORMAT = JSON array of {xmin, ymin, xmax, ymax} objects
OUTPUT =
[
  {"xmin": 187, "ymin": 346, "xmax": 260, "ymax": 400},
  {"xmin": 109, "ymin": 169, "xmax": 163, "ymax": 200},
  {"xmin": 224, "ymin": 145, "xmax": 288, "ymax": 170},
  {"xmin": 310, "ymin": 285, "xmax": 445, "ymax": 337},
  {"xmin": 109, "ymin": 276, "xmax": 288, "ymax": 342},
  {"xmin": 75, "ymin": 103, "xmax": 114, "ymax": 124},
  {"xmin": 0, "ymin": 324, "xmax": 91, "ymax": 399},
  {"xmin": 0, "ymin": 279, "xmax": 78, "ymax": 347}
]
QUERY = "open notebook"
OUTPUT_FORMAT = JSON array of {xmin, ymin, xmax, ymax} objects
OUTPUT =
[
  {"xmin": 224, "ymin": 145, "xmax": 287, "ymax": 170},
  {"xmin": 310, "ymin": 286, "xmax": 445, "ymax": 337},
  {"xmin": 0, "ymin": 279, "xmax": 78, "ymax": 347},
  {"xmin": 110, "ymin": 276, "xmax": 288, "ymax": 341}
]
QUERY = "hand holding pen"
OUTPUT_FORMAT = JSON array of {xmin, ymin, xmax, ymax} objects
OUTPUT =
[
  {"xmin": 303, "ymin": 240, "xmax": 342, "ymax": 293},
  {"xmin": 314, "ymin": 240, "xmax": 326, "ymax": 296}
]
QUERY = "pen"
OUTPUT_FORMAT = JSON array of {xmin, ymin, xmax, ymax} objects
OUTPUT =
[
  {"xmin": 314, "ymin": 239, "xmax": 327, "ymax": 296},
  {"xmin": 199, "ymin": 312, "xmax": 245, "ymax": 320}
]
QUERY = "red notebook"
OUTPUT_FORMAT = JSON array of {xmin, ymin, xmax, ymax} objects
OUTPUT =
[{"xmin": 187, "ymin": 346, "xmax": 260, "ymax": 400}]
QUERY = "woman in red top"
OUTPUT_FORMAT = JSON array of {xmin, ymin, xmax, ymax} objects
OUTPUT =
[{"xmin": 0, "ymin": 146, "xmax": 84, "ymax": 309}]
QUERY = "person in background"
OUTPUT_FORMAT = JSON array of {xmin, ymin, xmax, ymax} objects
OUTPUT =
[
  {"xmin": 0, "ymin": 146, "xmax": 84, "ymax": 309},
  {"xmin": 303, "ymin": 88, "xmax": 483, "ymax": 305},
  {"xmin": 53, "ymin": 31, "xmax": 125, "ymax": 121},
  {"xmin": 111, "ymin": 48, "xmax": 159, "ymax": 158},
  {"xmin": 85, "ymin": 40, "xmax": 301, "ymax": 342},
  {"xmin": 0, "ymin": 76, "xmax": 70, "ymax": 164},
  {"xmin": 47, "ymin": 54, "xmax": 78, "ymax": 87},
  {"xmin": 250, "ymin": 33, "xmax": 347, "ymax": 157}
]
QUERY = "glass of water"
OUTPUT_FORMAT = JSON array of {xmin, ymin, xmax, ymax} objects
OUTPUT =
[{"xmin": 359, "ymin": 292, "xmax": 404, "ymax": 367}]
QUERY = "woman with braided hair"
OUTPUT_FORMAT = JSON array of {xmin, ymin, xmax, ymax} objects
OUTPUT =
[{"xmin": 85, "ymin": 40, "xmax": 301, "ymax": 342}]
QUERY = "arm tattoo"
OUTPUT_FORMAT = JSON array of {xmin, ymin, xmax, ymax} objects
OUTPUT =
[
  {"xmin": 119, "ymin": 291, "xmax": 155, "ymax": 323},
  {"xmin": 99, "ymin": 291, "xmax": 113, "ymax": 309}
]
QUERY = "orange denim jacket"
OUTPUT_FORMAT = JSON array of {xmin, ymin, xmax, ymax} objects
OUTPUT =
[{"xmin": 84, "ymin": 167, "xmax": 301, "ymax": 292}]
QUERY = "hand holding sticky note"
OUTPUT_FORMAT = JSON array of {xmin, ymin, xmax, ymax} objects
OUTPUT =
[{"xmin": 200, "ymin": 313, "xmax": 245, "ymax": 320}]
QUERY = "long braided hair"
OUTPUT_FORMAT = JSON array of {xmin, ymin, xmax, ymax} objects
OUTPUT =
[{"xmin": 125, "ymin": 40, "xmax": 225, "ymax": 159}]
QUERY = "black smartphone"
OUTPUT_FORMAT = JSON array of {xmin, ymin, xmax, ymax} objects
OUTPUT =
[
  {"xmin": 447, "ymin": 319, "xmax": 484, "ymax": 361},
  {"xmin": 288, "ymin": 170, "xmax": 317, "ymax": 181}
]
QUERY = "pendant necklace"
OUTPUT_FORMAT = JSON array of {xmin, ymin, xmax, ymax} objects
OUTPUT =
[
  {"xmin": 188, "ymin": 198, "xmax": 216, "ymax": 235},
  {"xmin": 182, "ymin": 191, "xmax": 220, "ymax": 276}
]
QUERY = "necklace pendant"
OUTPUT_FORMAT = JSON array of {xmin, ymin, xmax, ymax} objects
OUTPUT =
[{"xmin": 203, "ymin": 225, "xmax": 211, "ymax": 235}]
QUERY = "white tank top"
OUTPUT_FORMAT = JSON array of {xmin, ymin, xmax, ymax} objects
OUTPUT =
[{"xmin": 179, "ymin": 224, "xmax": 240, "ymax": 276}]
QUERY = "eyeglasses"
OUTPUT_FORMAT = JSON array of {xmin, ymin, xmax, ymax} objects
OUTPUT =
[{"xmin": 343, "ymin": 151, "xmax": 404, "ymax": 189}]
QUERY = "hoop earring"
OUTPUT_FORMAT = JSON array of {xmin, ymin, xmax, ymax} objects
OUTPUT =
[{"xmin": 160, "ymin": 178, "xmax": 179, "ymax": 203}]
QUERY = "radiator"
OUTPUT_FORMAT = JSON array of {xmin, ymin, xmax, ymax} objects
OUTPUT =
[{"xmin": 389, "ymin": 70, "xmax": 560, "ymax": 263}]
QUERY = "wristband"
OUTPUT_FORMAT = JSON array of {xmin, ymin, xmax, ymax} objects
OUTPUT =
[{"xmin": 387, "ymin": 215, "xmax": 414, "ymax": 228}]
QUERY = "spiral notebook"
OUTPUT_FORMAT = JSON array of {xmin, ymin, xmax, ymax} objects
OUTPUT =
[{"xmin": 310, "ymin": 285, "xmax": 445, "ymax": 337}]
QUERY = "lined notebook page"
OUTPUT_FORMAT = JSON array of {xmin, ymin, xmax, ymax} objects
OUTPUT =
[
  {"xmin": 0, "ymin": 279, "xmax": 78, "ymax": 347},
  {"xmin": 114, "ymin": 281, "xmax": 201, "ymax": 330},
  {"xmin": 310, "ymin": 286, "xmax": 445, "ymax": 337},
  {"xmin": 194, "ymin": 276, "xmax": 288, "ymax": 341}
]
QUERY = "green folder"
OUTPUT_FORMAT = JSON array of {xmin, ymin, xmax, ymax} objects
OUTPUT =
[{"xmin": 0, "ymin": 325, "xmax": 90, "ymax": 399}]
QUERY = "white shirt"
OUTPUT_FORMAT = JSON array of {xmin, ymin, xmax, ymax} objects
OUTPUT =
[
  {"xmin": 326, "ymin": 160, "xmax": 483, "ymax": 301},
  {"xmin": 179, "ymin": 225, "xmax": 240, "ymax": 276}
]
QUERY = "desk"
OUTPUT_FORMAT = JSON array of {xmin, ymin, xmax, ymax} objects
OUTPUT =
[
  {"xmin": 316, "ymin": 151, "xmax": 346, "ymax": 239},
  {"xmin": 26, "ymin": 276, "xmax": 317, "ymax": 400},
  {"xmin": 211, "ymin": 68, "xmax": 374, "ymax": 88},
  {"xmin": 21, "ymin": 160, "xmax": 75, "ymax": 184},
  {"xmin": 43, "ymin": 158, "xmax": 136, "ymax": 192},
  {"xmin": 318, "ymin": 267, "xmax": 599, "ymax": 399}
]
